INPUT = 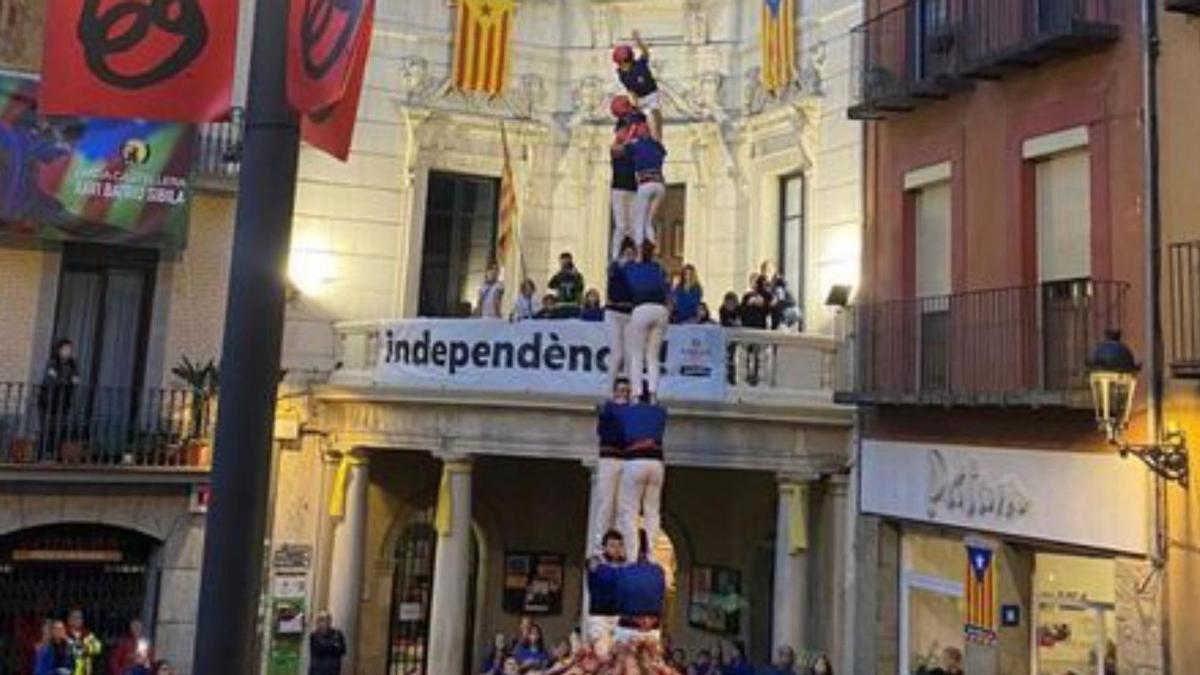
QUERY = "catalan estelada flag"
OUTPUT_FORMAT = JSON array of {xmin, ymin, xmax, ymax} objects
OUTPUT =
[
  {"xmin": 965, "ymin": 544, "xmax": 998, "ymax": 644},
  {"xmin": 498, "ymin": 123, "xmax": 518, "ymax": 267},
  {"xmin": 452, "ymin": 0, "xmax": 517, "ymax": 95},
  {"xmin": 761, "ymin": 0, "xmax": 796, "ymax": 95}
]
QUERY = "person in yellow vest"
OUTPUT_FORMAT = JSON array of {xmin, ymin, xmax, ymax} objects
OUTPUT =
[{"xmin": 66, "ymin": 609, "xmax": 101, "ymax": 675}]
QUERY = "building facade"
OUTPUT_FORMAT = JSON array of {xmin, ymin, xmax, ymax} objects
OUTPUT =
[
  {"xmin": 844, "ymin": 1, "xmax": 1171, "ymax": 674},
  {"xmin": 1160, "ymin": 3, "xmax": 1200, "ymax": 675},
  {"xmin": 0, "ymin": 1, "xmax": 866, "ymax": 674}
]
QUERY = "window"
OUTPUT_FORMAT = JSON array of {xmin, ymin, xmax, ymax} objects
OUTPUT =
[
  {"xmin": 779, "ymin": 173, "xmax": 805, "ymax": 306},
  {"xmin": 913, "ymin": 180, "xmax": 951, "ymax": 391},
  {"xmin": 418, "ymin": 172, "xmax": 499, "ymax": 318},
  {"xmin": 1035, "ymin": 148, "xmax": 1091, "ymax": 283}
]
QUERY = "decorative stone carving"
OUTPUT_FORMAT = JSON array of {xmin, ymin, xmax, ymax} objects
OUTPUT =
[
  {"xmin": 397, "ymin": 56, "xmax": 442, "ymax": 104},
  {"xmin": 571, "ymin": 76, "xmax": 607, "ymax": 125},
  {"xmin": 800, "ymin": 40, "xmax": 828, "ymax": 97}
]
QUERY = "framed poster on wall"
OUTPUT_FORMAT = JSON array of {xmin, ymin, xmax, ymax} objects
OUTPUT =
[
  {"xmin": 688, "ymin": 565, "xmax": 743, "ymax": 634},
  {"xmin": 503, "ymin": 551, "xmax": 565, "ymax": 615}
]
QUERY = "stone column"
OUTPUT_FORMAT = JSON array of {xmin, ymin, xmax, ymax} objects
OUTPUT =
[
  {"xmin": 426, "ymin": 457, "xmax": 475, "ymax": 675},
  {"xmin": 327, "ymin": 449, "xmax": 370, "ymax": 672},
  {"xmin": 774, "ymin": 478, "xmax": 812, "ymax": 655},
  {"xmin": 313, "ymin": 449, "xmax": 342, "ymax": 611},
  {"xmin": 581, "ymin": 459, "xmax": 599, "ymax": 629}
]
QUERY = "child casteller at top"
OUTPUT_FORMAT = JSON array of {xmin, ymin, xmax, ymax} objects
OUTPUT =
[{"xmin": 612, "ymin": 31, "xmax": 662, "ymax": 141}]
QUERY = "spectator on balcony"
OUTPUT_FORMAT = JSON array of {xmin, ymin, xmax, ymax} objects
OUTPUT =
[
  {"xmin": 759, "ymin": 261, "xmax": 801, "ymax": 331},
  {"xmin": 718, "ymin": 293, "xmax": 741, "ymax": 328},
  {"xmin": 513, "ymin": 623, "xmax": 550, "ymax": 671},
  {"xmin": 738, "ymin": 275, "xmax": 771, "ymax": 330},
  {"xmin": 37, "ymin": 339, "xmax": 79, "ymax": 461},
  {"xmin": 670, "ymin": 264, "xmax": 703, "ymax": 324},
  {"xmin": 581, "ymin": 289, "xmax": 605, "ymax": 322},
  {"xmin": 66, "ymin": 609, "xmax": 101, "ymax": 675},
  {"xmin": 511, "ymin": 279, "xmax": 541, "ymax": 322},
  {"xmin": 34, "ymin": 620, "xmax": 73, "ymax": 675},
  {"xmin": 723, "ymin": 640, "xmax": 754, "ymax": 675},
  {"xmin": 475, "ymin": 263, "xmax": 505, "ymax": 319},
  {"xmin": 549, "ymin": 252, "xmax": 585, "ymax": 311},
  {"xmin": 151, "ymin": 662, "xmax": 173, "ymax": 675},
  {"xmin": 697, "ymin": 302, "xmax": 714, "ymax": 324},
  {"xmin": 760, "ymin": 646, "xmax": 798, "ymax": 675}
]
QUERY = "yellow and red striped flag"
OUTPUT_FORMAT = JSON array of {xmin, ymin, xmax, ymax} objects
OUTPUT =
[
  {"xmin": 452, "ymin": 0, "xmax": 516, "ymax": 96},
  {"xmin": 761, "ymin": 0, "xmax": 796, "ymax": 95},
  {"xmin": 965, "ymin": 544, "xmax": 998, "ymax": 644},
  {"xmin": 497, "ymin": 123, "xmax": 518, "ymax": 267}
]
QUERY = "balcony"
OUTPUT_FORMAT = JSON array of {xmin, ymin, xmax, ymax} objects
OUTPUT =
[
  {"xmin": 849, "ymin": 0, "xmax": 1121, "ymax": 120},
  {"xmin": 1166, "ymin": 0, "xmax": 1200, "ymax": 15},
  {"xmin": 321, "ymin": 320, "xmax": 850, "ymax": 473},
  {"xmin": 1169, "ymin": 240, "xmax": 1200, "ymax": 378},
  {"xmin": 0, "ymin": 384, "xmax": 214, "ymax": 480},
  {"xmin": 837, "ymin": 279, "xmax": 1128, "ymax": 407},
  {"xmin": 192, "ymin": 108, "xmax": 244, "ymax": 191},
  {"xmin": 332, "ymin": 320, "xmax": 841, "ymax": 410}
]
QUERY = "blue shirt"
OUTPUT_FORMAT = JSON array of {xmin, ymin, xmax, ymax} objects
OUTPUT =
[
  {"xmin": 581, "ymin": 306, "xmax": 605, "ymax": 322},
  {"xmin": 623, "ymin": 262, "xmax": 668, "ymax": 306},
  {"xmin": 588, "ymin": 557, "xmax": 624, "ymax": 615},
  {"xmin": 596, "ymin": 401, "xmax": 625, "ymax": 455},
  {"xmin": 617, "ymin": 560, "xmax": 666, "ymax": 617},
  {"xmin": 607, "ymin": 261, "xmax": 634, "ymax": 312},
  {"xmin": 671, "ymin": 284, "xmax": 703, "ymax": 323},
  {"xmin": 618, "ymin": 56, "xmax": 659, "ymax": 97},
  {"xmin": 616, "ymin": 403, "xmax": 667, "ymax": 457},
  {"xmin": 628, "ymin": 136, "xmax": 667, "ymax": 173}
]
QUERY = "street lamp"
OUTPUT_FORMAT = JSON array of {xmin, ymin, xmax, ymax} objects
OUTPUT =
[{"xmin": 1088, "ymin": 330, "xmax": 1189, "ymax": 486}]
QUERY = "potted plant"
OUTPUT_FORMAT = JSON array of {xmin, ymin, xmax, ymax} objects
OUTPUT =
[{"xmin": 171, "ymin": 357, "xmax": 218, "ymax": 467}]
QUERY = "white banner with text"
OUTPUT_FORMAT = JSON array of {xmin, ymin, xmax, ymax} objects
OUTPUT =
[{"xmin": 374, "ymin": 319, "xmax": 728, "ymax": 402}]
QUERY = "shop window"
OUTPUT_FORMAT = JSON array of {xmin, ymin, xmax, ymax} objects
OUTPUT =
[
  {"xmin": 901, "ymin": 533, "xmax": 966, "ymax": 675},
  {"xmin": 1034, "ymin": 554, "xmax": 1117, "ymax": 675}
]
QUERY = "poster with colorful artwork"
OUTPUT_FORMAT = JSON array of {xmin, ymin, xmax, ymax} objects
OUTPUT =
[
  {"xmin": 688, "ymin": 565, "xmax": 743, "ymax": 634},
  {"xmin": 503, "ymin": 552, "xmax": 564, "ymax": 615},
  {"xmin": 0, "ymin": 74, "xmax": 193, "ymax": 249}
]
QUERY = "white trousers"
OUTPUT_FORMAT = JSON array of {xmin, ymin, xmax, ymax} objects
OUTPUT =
[
  {"xmin": 617, "ymin": 458, "xmax": 665, "ymax": 563},
  {"xmin": 611, "ymin": 189, "xmax": 636, "ymax": 259},
  {"xmin": 625, "ymin": 303, "xmax": 668, "ymax": 400},
  {"xmin": 588, "ymin": 457, "xmax": 624, "ymax": 553},
  {"xmin": 606, "ymin": 311, "xmax": 630, "ymax": 383},
  {"xmin": 613, "ymin": 626, "xmax": 662, "ymax": 646},
  {"xmin": 588, "ymin": 615, "xmax": 620, "ymax": 644},
  {"xmin": 632, "ymin": 181, "xmax": 665, "ymax": 246}
]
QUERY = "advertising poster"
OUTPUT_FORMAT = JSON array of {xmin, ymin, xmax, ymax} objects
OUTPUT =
[
  {"xmin": 503, "ymin": 552, "xmax": 565, "ymax": 615},
  {"xmin": 0, "ymin": 74, "xmax": 193, "ymax": 248}
]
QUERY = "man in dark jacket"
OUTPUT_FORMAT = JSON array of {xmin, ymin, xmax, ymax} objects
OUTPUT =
[{"xmin": 308, "ymin": 611, "xmax": 346, "ymax": 675}]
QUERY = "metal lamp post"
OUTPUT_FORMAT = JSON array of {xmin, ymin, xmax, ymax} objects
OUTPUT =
[{"xmin": 1089, "ymin": 329, "xmax": 1189, "ymax": 486}]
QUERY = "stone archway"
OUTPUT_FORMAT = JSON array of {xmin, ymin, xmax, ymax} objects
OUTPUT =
[{"xmin": 0, "ymin": 523, "xmax": 161, "ymax": 675}]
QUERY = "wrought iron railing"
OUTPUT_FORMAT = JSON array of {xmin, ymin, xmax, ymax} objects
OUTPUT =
[
  {"xmin": 1169, "ymin": 240, "xmax": 1200, "ymax": 378},
  {"xmin": 193, "ymin": 108, "xmax": 244, "ymax": 184},
  {"xmin": 850, "ymin": 0, "xmax": 1120, "ymax": 118},
  {"xmin": 0, "ymin": 383, "xmax": 214, "ymax": 468},
  {"xmin": 842, "ymin": 279, "xmax": 1128, "ymax": 405}
]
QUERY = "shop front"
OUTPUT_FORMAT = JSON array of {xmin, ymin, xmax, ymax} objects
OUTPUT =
[{"xmin": 861, "ymin": 440, "xmax": 1153, "ymax": 675}]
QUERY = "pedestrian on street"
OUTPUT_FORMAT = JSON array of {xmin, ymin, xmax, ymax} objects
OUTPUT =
[{"xmin": 308, "ymin": 611, "xmax": 347, "ymax": 675}]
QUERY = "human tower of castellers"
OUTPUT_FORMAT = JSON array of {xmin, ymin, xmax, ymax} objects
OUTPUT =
[{"xmin": 566, "ymin": 32, "xmax": 677, "ymax": 675}]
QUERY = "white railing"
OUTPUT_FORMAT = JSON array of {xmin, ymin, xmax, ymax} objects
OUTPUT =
[{"xmin": 331, "ymin": 319, "xmax": 842, "ymax": 409}]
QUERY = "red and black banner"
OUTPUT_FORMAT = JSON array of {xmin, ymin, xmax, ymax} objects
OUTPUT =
[
  {"xmin": 299, "ymin": 2, "xmax": 373, "ymax": 161},
  {"xmin": 40, "ymin": 0, "xmax": 238, "ymax": 122},
  {"xmin": 288, "ymin": 0, "xmax": 375, "ymax": 160}
]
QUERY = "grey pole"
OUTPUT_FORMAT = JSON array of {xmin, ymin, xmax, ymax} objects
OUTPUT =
[{"xmin": 192, "ymin": 0, "xmax": 300, "ymax": 670}]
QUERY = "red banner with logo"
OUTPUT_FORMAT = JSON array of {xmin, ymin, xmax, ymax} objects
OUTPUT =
[
  {"xmin": 289, "ymin": 0, "xmax": 374, "ymax": 160},
  {"xmin": 39, "ymin": 0, "xmax": 238, "ymax": 122},
  {"xmin": 287, "ymin": 0, "xmax": 373, "ymax": 114},
  {"xmin": 300, "ymin": 4, "xmax": 372, "ymax": 161}
]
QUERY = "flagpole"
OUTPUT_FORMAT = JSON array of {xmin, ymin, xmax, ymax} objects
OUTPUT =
[{"xmin": 192, "ymin": 0, "xmax": 300, "ymax": 671}]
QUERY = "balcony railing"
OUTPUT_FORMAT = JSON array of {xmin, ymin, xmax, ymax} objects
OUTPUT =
[
  {"xmin": 331, "ymin": 320, "xmax": 841, "ymax": 409},
  {"xmin": 838, "ymin": 279, "xmax": 1128, "ymax": 406},
  {"xmin": 849, "ymin": 0, "xmax": 1121, "ymax": 120},
  {"xmin": 193, "ymin": 108, "xmax": 244, "ymax": 188},
  {"xmin": 0, "ymin": 384, "xmax": 214, "ymax": 469},
  {"xmin": 1169, "ymin": 240, "xmax": 1200, "ymax": 378}
]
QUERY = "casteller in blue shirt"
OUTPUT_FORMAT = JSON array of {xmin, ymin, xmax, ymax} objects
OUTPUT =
[
  {"xmin": 615, "ymin": 403, "xmax": 667, "ymax": 459},
  {"xmin": 618, "ymin": 55, "xmax": 659, "ymax": 98},
  {"xmin": 617, "ymin": 559, "xmax": 666, "ymax": 626},
  {"xmin": 623, "ymin": 261, "xmax": 668, "ymax": 306}
]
